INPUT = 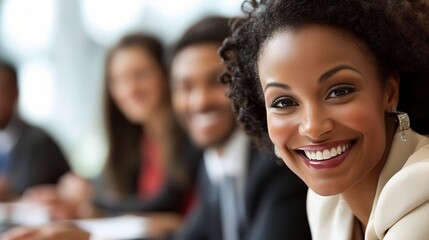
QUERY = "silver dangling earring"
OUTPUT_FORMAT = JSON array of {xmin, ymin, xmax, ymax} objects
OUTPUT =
[
  {"xmin": 392, "ymin": 107, "xmax": 410, "ymax": 142},
  {"xmin": 274, "ymin": 146, "xmax": 281, "ymax": 158}
]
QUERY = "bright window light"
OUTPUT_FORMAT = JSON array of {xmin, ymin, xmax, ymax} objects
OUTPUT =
[
  {"xmin": 0, "ymin": 0, "xmax": 56, "ymax": 56},
  {"xmin": 80, "ymin": 0, "xmax": 147, "ymax": 46},
  {"xmin": 18, "ymin": 59, "xmax": 55, "ymax": 124},
  {"xmin": 147, "ymin": 0, "xmax": 203, "ymax": 18},
  {"xmin": 217, "ymin": 0, "xmax": 244, "ymax": 16},
  {"xmin": 143, "ymin": 0, "xmax": 207, "ymax": 45}
]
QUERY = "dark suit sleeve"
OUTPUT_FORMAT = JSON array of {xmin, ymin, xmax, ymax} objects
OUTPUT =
[
  {"xmin": 173, "ymin": 202, "xmax": 208, "ymax": 240},
  {"xmin": 246, "ymin": 164, "xmax": 311, "ymax": 240},
  {"xmin": 10, "ymin": 126, "xmax": 70, "ymax": 195}
]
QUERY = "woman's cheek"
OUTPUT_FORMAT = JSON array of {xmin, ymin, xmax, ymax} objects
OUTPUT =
[
  {"xmin": 336, "ymin": 100, "xmax": 385, "ymax": 137},
  {"xmin": 267, "ymin": 113, "xmax": 296, "ymax": 149}
]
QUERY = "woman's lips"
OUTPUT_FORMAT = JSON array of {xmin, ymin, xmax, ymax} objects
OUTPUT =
[
  {"xmin": 303, "ymin": 143, "xmax": 351, "ymax": 161},
  {"xmin": 296, "ymin": 140, "xmax": 355, "ymax": 170}
]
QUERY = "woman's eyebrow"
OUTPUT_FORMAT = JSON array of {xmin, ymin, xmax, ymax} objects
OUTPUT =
[
  {"xmin": 264, "ymin": 82, "xmax": 290, "ymax": 92},
  {"xmin": 319, "ymin": 64, "xmax": 361, "ymax": 83},
  {"xmin": 264, "ymin": 64, "xmax": 361, "ymax": 92}
]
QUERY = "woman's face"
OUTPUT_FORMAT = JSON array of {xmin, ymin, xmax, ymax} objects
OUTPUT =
[
  {"xmin": 108, "ymin": 46, "xmax": 167, "ymax": 124},
  {"xmin": 258, "ymin": 25, "xmax": 398, "ymax": 196}
]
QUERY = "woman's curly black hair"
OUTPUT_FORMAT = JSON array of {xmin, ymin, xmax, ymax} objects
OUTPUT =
[{"xmin": 220, "ymin": 0, "xmax": 429, "ymax": 148}]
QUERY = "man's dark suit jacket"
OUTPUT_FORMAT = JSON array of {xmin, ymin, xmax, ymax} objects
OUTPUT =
[
  {"xmin": 8, "ymin": 120, "xmax": 70, "ymax": 195},
  {"xmin": 174, "ymin": 146, "xmax": 311, "ymax": 240}
]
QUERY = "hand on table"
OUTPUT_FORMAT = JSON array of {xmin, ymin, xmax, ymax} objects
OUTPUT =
[
  {"xmin": 21, "ymin": 173, "xmax": 94, "ymax": 220},
  {"xmin": 0, "ymin": 175, "xmax": 14, "ymax": 201},
  {"xmin": 139, "ymin": 212, "xmax": 184, "ymax": 238}
]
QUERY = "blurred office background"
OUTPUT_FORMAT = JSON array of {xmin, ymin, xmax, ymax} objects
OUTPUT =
[{"xmin": 0, "ymin": 0, "xmax": 243, "ymax": 177}]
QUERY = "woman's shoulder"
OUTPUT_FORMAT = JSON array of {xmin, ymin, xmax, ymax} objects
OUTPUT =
[{"xmin": 373, "ymin": 134, "xmax": 429, "ymax": 239}]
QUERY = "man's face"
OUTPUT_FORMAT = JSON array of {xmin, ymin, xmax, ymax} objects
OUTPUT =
[
  {"xmin": 171, "ymin": 43, "xmax": 236, "ymax": 149},
  {"xmin": 0, "ymin": 69, "xmax": 18, "ymax": 128}
]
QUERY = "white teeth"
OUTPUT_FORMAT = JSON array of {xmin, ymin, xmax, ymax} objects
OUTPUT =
[
  {"xmin": 316, "ymin": 151, "xmax": 323, "ymax": 160},
  {"xmin": 303, "ymin": 143, "xmax": 351, "ymax": 161},
  {"xmin": 330, "ymin": 148, "xmax": 338, "ymax": 157},
  {"xmin": 304, "ymin": 151, "xmax": 310, "ymax": 159},
  {"xmin": 192, "ymin": 112, "xmax": 220, "ymax": 129},
  {"xmin": 322, "ymin": 150, "xmax": 330, "ymax": 160},
  {"xmin": 193, "ymin": 112, "xmax": 219, "ymax": 122}
]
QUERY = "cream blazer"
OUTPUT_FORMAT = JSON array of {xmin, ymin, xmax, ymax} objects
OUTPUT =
[{"xmin": 307, "ymin": 130, "xmax": 429, "ymax": 240}]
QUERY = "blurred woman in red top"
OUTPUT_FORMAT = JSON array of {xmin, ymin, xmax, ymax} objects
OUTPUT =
[{"xmin": 18, "ymin": 33, "xmax": 201, "ymax": 239}]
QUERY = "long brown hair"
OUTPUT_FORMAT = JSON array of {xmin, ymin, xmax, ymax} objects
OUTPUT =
[{"xmin": 102, "ymin": 33, "xmax": 176, "ymax": 198}]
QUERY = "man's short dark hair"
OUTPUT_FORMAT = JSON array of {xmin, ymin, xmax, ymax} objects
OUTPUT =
[{"xmin": 173, "ymin": 16, "xmax": 230, "ymax": 57}]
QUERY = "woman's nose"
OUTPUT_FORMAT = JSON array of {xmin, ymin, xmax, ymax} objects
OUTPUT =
[{"xmin": 298, "ymin": 105, "xmax": 334, "ymax": 141}]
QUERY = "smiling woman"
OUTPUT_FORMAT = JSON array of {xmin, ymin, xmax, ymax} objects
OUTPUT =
[
  {"xmin": 259, "ymin": 26, "xmax": 395, "ymax": 196},
  {"xmin": 220, "ymin": 0, "xmax": 429, "ymax": 239}
]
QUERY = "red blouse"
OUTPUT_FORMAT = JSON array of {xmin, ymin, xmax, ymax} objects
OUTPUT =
[{"xmin": 138, "ymin": 137, "xmax": 165, "ymax": 200}]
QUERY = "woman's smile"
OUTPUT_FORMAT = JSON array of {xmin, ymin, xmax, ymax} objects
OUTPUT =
[{"xmin": 294, "ymin": 140, "xmax": 355, "ymax": 170}]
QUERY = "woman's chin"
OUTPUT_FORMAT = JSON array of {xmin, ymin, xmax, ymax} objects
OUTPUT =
[{"xmin": 307, "ymin": 182, "xmax": 346, "ymax": 196}]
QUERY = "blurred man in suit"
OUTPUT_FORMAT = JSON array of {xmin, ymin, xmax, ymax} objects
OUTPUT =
[
  {"xmin": 0, "ymin": 60, "xmax": 70, "ymax": 201},
  {"xmin": 170, "ymin": 16, "xmax": 311, "ymax": 240}
]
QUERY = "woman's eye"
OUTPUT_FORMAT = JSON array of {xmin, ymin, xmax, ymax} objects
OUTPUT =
[
  {"xmin": 271, "ymin": 97, "xmax": 298, "ymax": 109},
  {"xmin": 327, "ymin": 86, "xmax": 356, "ymax": 99}
]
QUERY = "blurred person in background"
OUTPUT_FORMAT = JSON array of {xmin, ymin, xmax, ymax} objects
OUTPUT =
[
  {"xmin": 89, "ymin": 33, "xmax": 200, "ymax": 220},
  {"xmin": 7, "ymin": 33, "xmax": 201, "ymax": 239},
  {"xmin": 0, "ymin": 59, "xmax": 70, "ymax": 202},
  {"xmin": 170, "ymin": 16, "xmax": 311, "ymax": 240}
]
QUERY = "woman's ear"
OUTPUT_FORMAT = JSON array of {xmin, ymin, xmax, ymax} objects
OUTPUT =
[{"xmin": 384, "ymin": 73, "xmax": 400, "ymax": 112}]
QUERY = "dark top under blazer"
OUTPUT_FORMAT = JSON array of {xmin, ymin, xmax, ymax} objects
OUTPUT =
[
  {"xmin": 9, "ymin": 120, "xmax": 70, "ymax": 195},
  {"xmin": 174, "ymin": 146, "xmax": 312, "ymax": 240},
  {"xmin": 93, "ymin": 135, "xmax": 202, "ymax": 215}
]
